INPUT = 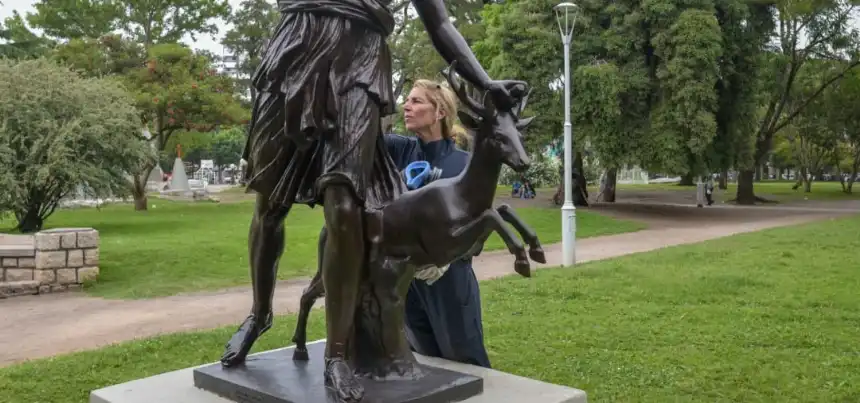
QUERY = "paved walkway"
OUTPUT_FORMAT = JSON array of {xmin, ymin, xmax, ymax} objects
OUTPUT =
[{"xmin": 0, "ymin": 203, "xmax": 855, "ymax": 367}]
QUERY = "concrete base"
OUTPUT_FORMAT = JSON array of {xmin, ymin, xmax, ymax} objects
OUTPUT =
[{"xmin": 91, "ymin": 340, "xmax": 587, "ymax": 403}]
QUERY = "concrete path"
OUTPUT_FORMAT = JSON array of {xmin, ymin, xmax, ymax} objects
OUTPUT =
[{"xmin": 0, "ymin": 203, "xmax": 855, "ymax": 367}]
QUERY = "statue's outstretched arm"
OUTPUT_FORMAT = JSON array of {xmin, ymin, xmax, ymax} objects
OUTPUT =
[{"xmin": 411, "ymin": 0, "xmax": 492, "ymax": 90}]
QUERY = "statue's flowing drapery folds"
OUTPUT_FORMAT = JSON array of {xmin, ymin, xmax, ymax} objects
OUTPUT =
[{"xmin": 242, "ymin": 0, "xmax": 405, "ymax": 211}]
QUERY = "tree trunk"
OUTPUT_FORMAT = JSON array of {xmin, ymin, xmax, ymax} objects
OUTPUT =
[
  {"xmin": 16, "ymin": 206, "xmax": 44, "ymax": 234},
  {"xmin": 573, "ymin": 151, "xmax": 588, "ymax": 207},
  {"xmin": 679, "ymin": 172, "xmax": 695, "ymax": 186},
  {"xmin": 846, "ymin": 159, "xmax": 859, "ymax": 194},
  {"xmin": 803, "ymin": 177, "xmax": 812, "ymax": 193},
  {"xmin": 736, "ymin": 169, "xmax": 757, "ymax": 205},
  {"xmin": 718, "ymin": 170, "xmax": 728, "ymax": 190},
  {"xmin": 603, "ymin": 168, "xmax": 617, "ymax": 203},
  {"xmin": 132, "ymin": 163, "xmax": 157, "ymax": 211},
  {"xmin": 132, "ymin": 175, "xmax": 149, "ymax": 211}
]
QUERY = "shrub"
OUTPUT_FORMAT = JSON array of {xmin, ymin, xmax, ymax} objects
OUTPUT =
[
  {"xmin": 499, "ymin": 152, "xmax": 560, "ymax": 187},
  {"xmin": 0, "ymin": 58, "xmax": 155, "ymax": 232}
]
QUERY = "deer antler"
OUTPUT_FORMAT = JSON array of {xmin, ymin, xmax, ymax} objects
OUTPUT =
[
  {"xmin": 516, "ymin": 88, "xmax": 533, "ymax": 117},
  {"xmin": 441, "ymin": 61, "xmax": 488, "ymax": 119}
]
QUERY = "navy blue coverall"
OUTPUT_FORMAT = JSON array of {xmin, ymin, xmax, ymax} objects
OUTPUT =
[{"xmin": 383, "ymin": 133, "xmax": 492, "ymax": 368}]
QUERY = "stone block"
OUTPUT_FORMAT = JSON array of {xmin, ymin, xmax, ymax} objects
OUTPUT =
[
  {"xmin": 67, "ymin": 284, "xmax": 83, "ymax": 292},
  {"xmin": 77, "ymin": 230, "xmax": 100, "ymax": 248},
  {"xmin": 78, "ymin": 267, "xmax": 99, "ymax": 283},
  {"xmin": 5, "ymin": 269, "xmax": 33, "ymax": 282},
  {"xmin": 38, "ymin": 285, "xmax": 50, "ymax": 294},
  {"xmin": 67, "ymin": 250, "xmax": 84, "ymax": 267},
  {"xmin": 56, "ymin": 268, "xmax": 77, "ymax": 284},
  {"xmin": 61, "ymin": 233, "xmax": 77, "ymax": 249},
  {"xmin": 2, "ymin": 257, "xmax": 17, "ymax": 267},
  {"xmin": 18, "ymin": 257, "xmax": 35, "ymax": 268},
  {"xmin": 36, "ymin": 269, "xmax": 55, "ymax": 285},
  {"xmin": 0, "ymin": 280, "xmax": 40, "ymax": 298},
  {"xmin": 84, "ymin": 248, "xmax": 99, "ymax": 266},
  {"xmin": 35, "ymin": 232, "xmax": 61, "ymax": 251},
  {"xmin": 51, "ymin": 284, "xmax": 68, "ymax": 292},
  {"xmin": 36, "ymin": 250, "xmax": 66, "ymax": 269}
]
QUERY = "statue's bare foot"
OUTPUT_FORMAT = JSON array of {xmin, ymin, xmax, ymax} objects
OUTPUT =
[
  {"xmin": 514, "ymin": 258, "xmax": 531, "ymax": 277},
  {"xmin": 529, "ymin": 246, "xmax": 547, "ymax": 264},
  {"xmin": 220, "ymin": 313, "xmax": 272, "ymax": 367},
  {"xmin": 325, "ymin": 358, "xmax": 364, "ymax": 402}
]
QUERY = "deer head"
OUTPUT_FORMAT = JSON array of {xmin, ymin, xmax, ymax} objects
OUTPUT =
[{"xmin": 442, "ymin": 62, "xmax": 535, "ymax": 173}]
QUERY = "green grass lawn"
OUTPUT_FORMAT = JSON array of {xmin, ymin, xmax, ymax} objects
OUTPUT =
[
  {"xmin": 38, "ymin": 200, "xmax": 644, "ymax": 299},
  {"xmin": 2, "ymin": 215, "xmax": 858, "ymax": 403},
  {"xmin": 608, "ymin": 180, "xmax": 860, "ymax": 202}
]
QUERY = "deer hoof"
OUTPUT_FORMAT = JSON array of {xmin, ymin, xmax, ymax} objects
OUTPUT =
[
  {"xmin": 514, "ymin": 259, "xmax": 531, "ymax": 278},
  {"xmin": 529, "ymin": 247, "xmax": 546, "ymax": 264},
  {"xmin": 293, "ymin": 347, "xmax": 309, "ymax": 361}
]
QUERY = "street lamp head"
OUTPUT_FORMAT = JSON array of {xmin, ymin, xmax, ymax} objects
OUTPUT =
[{"xmin": 554, "ymin": 1, "xmax": 579, "ymax": 38}]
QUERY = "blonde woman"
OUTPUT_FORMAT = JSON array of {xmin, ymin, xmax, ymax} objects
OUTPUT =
[{"xmin": 383, "ymin": 78, "xmax": 491, "ymax": 368}]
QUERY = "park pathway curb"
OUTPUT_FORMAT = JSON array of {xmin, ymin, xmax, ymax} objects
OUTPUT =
[{"xmin": 0, "ymin": 207, "xmax": 852, "ymax": 367}]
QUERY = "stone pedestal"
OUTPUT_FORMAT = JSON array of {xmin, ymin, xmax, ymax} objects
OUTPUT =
[{"xmin": 91, "ymin": 340, "xmax": 587, "ymax": 403}]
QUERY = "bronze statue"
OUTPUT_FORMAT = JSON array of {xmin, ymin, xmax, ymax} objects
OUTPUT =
[
  {"xmin": 289, "ymin": 65, "xmax": 545, "ymax": 372},
  {"xmin": 222, "ymin": 1, "xmax": 529, "ymax": 401}
]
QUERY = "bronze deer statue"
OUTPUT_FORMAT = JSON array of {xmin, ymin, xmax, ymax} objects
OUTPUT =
[{"xmin": 290, "ymin": 63, "xmax": 547, "ymax": 362}]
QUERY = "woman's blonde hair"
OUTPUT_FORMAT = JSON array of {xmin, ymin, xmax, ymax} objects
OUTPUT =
[{"xmin": 411, "ymin": 79, "xmax": 462, "ymax": 144}]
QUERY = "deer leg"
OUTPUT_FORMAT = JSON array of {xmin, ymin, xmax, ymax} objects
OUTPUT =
[
  {"xmin": 452, "ymin": 209, "xmax": 531, "ymax": 278},
  {"xmin": 291, "ymin": 226, "xmax": 327, "ymax": 361},
  {"xmin": 496, "ymin": 204, "xmax": 546, "ymax": 264}
]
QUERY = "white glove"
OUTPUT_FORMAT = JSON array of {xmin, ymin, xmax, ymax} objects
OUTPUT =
[{"xmin": 414, "ymin": 264, "xmax": 450, "ymax": 285}]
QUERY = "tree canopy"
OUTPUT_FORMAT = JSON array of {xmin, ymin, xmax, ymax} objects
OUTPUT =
[{"xmin": 0, "ymin": 58, "xmax": 155, "ymax": 232}]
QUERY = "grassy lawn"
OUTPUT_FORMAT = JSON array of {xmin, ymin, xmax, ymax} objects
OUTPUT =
[
  {"xmin": 2, "ymin": 215, "xmax": 858, "ymax": 403},
  {"xmin": 606, "ymin": 180, "xmax": 860, "ymax": 202},
  {"xmin": 38, "ymin": 200, "xmax": 644, "ymax": 299}
]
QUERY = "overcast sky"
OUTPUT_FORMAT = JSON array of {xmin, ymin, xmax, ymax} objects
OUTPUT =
[{"xmin": 1, "ymin": 0, "xmax": 245, "ymax": 54}]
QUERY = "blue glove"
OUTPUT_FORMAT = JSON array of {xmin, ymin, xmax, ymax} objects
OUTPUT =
[{"xmin": 403, "ymin": 161, "xmax": 443, "ymax": 190}]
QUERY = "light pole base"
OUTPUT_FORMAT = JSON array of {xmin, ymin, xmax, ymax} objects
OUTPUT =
[{"xmin": 561, "ymin": 203, "xmax": 576, "ymax": 266}]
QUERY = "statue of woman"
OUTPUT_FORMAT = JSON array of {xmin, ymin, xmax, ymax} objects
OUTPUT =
[{"xmin": 221, "ymin": 1, "xmax": 525, "ymax": 401}]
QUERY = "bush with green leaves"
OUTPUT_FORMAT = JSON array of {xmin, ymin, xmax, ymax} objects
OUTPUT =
[
  {"xmin": 499, "ymin": 152, "xmax": 560, "ymax": 187},
  {"xmin": 0, "ymin": 58, "xmax": 155, "ymax": 233}
]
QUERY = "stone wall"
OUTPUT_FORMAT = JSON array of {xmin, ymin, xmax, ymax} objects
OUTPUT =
[{"xmin": 0, "ymin": 228, "xmax": 100, "ymax": 298}]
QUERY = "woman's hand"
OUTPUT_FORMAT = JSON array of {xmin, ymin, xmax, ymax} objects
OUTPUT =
[{"xmin": 485, "ymin": 80, "xmax": 528, "ymax": 111}]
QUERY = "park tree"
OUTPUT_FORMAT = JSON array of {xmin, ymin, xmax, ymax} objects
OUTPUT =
[
  {"xmin": 735, "ymin": 0, "xmax": 860, "ymax": 204},
  {"xmin": 221, "ymin": 0, "xmax": 280, "ymax": 102},
  {"xmin": 710, "ymin": 1, "xmax": 772, "ymax": 189},
  {"xmin": 783, "ymin": 61, "xmax": 847, "ymax": 192},
  {"xmin": 124, "ymin": 44, "xmax": 247, "ymax": 210},
  {"xmin": 26, "ymin": 0, "xmax": 231, "ymax": 46},
  {"xmin": 473, "ymin": 0, "xmax": 599, "ymax": 204},
  {"xmin": 650, "ymin": 7, "xmax": 724, "ymax": 181},
  {"xmin": 0, "ymin": 11, "xmax": 55, "ymax": 59},
  {"xmin": 53, "ymin": 38, "xmax": 248, "ymax": 210},
  {"xmin": 27, "ymin": 0, "xmax": 119, "ymax": 40},
  {"xmin": 0, "ymin": 58, "xmax": 155, "ymax": 232},
  {"xmin": 823, "ymin": 66, "xmax": 860, "ymax": 193}
]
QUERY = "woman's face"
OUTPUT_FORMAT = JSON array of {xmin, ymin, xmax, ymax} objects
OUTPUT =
[{"xmin": 403, "ymin": 87, "xmax": 440, "ymax": 133}]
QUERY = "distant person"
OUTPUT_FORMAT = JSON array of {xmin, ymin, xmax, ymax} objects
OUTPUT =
[{"xmin": 705, "ymin": 177, "xmax": 715, "ymax": 206}]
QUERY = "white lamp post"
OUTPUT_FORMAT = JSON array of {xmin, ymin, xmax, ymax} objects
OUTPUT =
[{"xmin": 554, "ymin": 1, "xmax": 579, "ymax": 267}]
